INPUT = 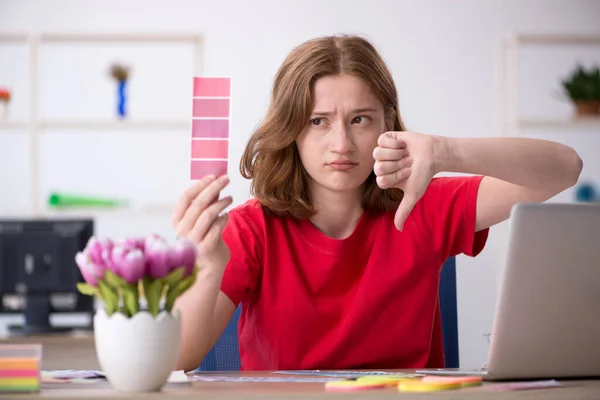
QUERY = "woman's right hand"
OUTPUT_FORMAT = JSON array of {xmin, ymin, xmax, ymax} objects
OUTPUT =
[{"xmin": 171, "ymin": 174, "xmax": 233, "ymax": 269}]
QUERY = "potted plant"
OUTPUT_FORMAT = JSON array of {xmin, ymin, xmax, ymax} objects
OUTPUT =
[
  {"xmin": 75, "ymin": 234, "xmax": 198, "ymax": 393},
  {"xmin": 561, "ymin": 64, "xmax": 600, "ymax": 117},
  {"xmin": 0, "ymin": 88, "xmax": 11, "ymax": 120}
]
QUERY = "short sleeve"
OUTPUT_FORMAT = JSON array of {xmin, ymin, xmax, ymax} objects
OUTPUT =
[
  {"xmin": 411, "ymin": 175, "xmax": 489, "ymax": 260},
  {"xmin": 220, "ymin": 204, "xmax": 263, "ymax": 306}
]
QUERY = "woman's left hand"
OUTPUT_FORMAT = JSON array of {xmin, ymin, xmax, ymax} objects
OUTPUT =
[{"xmin": 373, "ymin": 131, "xmax": 439, "ymax": 231}]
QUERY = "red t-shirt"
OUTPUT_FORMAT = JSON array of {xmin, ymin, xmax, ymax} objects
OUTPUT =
[{"xmin": 220, "ymin": 175, "xmax": 489, "ymax": 370}]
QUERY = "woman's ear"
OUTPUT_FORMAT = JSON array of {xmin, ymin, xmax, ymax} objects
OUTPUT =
[{"xmin": 385, "ymin": 108, "xmax": 397, "ymax": 131}]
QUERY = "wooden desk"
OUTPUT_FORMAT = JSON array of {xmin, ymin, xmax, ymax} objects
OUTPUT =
[
  {"xmin": 22, "ymin": 372, "xmax": 600, "ymax": 399},
  {"xmin": 1, "ymin": 334, "xmax": 599, "ymax": 399},
  {"xmin": 0, "ymin": 332, "xmax": 99, "ymax": 370}
]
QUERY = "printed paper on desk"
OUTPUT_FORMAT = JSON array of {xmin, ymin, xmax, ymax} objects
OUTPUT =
[
  {"xmin": 190, "ymin": 77, "xmax": 231, "ymax": 180},
  {"xmin": 188, "ymin": 375, "xmax": 338, "ymax": 383},
  {"xmin": 483, "ymin": 380, "xmax": 562, "ymax": 391},
  {"xmin": 274, "ymin": 370, "xmax": 424, "ymax": 378}
]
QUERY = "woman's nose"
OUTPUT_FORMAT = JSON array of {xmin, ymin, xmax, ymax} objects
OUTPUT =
[{"xmin": 330, "ymin": 123, "xmax": 355, "ymax": 154}]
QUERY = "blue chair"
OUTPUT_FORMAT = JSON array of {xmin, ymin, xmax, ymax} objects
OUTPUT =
[
  {"xmin": 197, "ymin": 305, "xmax": 242, "ymax": 371},
  {"xmin": 439, "ymin": 256, "xmax": 459, "ymax": 368},
  {"xmin": 197, "ymin": 257, "xmax": 459, "ymax": 371}
]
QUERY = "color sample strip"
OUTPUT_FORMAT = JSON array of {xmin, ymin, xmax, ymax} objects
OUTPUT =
[
  {"xmin": 192, "ymin": 98, "xmax": 230, "ymax": 118},
  {"xmin": 191, "ymin": 140, "xmax": 229, "ymax": 159},
  {"xmin": 0, "ymin": 377, "xmax": 39, "ymax": 386},
  {"xmin": 191, "ymin": 77, "xmax": 231, "ymax": 180},
  {"xmin": 193, "ymin": 77, "xmax": 231, "ymax": 97},
  {"xmin": 0, "ymin": 345, "xmax": 41, "ymax": 394},
  {"xmin": 192, "ymin": 119, "xmax": 229, "ymax": 138},
  {"xmin": 0, "ymin": 359, "xmax": 39, "ymax": 369},
  {"xmin": 191, "ymin": 160, "xmax": 228, "ymax": 178},
  {"xmin": 422, "ymin": 375, "xmax": 483, "ymax": 387},
  {"xmin": 397, "ymin": 379, "xmax": 461, "ymax": 392},
  {"xmin": 0, "ymin": 370, "xmax": 39, "ymax": 377},
  {"xmin": 0, "ymin": 361, "xmax": 40, "ymax": 393}
]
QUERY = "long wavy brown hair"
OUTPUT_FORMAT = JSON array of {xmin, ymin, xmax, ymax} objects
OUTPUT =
[{"xmin": 240, "ymin": 34, "xmax": 405, "ymax": 219}]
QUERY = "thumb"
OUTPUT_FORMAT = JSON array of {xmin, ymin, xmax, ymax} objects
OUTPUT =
[{"xmin": 394, "ymin": 194, "xmax": 417, "ymax": 231}]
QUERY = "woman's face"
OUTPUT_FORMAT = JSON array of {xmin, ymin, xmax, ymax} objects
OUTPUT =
[{"xmin": 296, "ymin": 74, "xmax": 387, "ymax": 197}]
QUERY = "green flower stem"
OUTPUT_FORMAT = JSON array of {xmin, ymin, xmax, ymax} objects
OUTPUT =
[
  {"xmin": 122, "ymin": 283, "xmax": 139, "ymax": 317},
  {"xmin": 98, "ymin": 280, "xmax": 119, "ymax": 315},
  {"xmin": 165, "ymin": 270, "xmax": 198, "ymax": 313},
  {"xmin": 143, "ymin": 277, "xmax": 164, "ymax": 317}
]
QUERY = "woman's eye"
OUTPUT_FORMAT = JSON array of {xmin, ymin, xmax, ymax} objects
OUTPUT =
[
  {"xmin": 310, "ymin": 118, "xmax": 323, "ymax": 126},
  {"xmin": 352, "ymin": 116, "xmax": 368, "ymax": 124}
]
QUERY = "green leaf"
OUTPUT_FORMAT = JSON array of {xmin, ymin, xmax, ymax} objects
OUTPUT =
[
  {"xmin": 98, "ymin": 280, "xmax": 119, "ymax": 316},
  {"xmin": 76, "ymin": 282, "xmax": 96, "ymax": 296},
  {"xmin": 165, "ymin": 274, "xmax": 197, "ymax": 313},
  {"xmin": 122, "ymin": 283, "xmax": 139, "ymax": 317},
  {"xmin": 165, "ymin": 291, "xmax": 177, "ymax": 313},
  {"xmin": 103, "ymin": 270, "xmax": 127, "ymax": 289},
  {"xmin": 179, "ymin": 276, "xmax": 196, "ymax": 294},
  {"xmin": 143, "ymin": 277, "xmax": 164, "ymax": 317},
  {"xmin": 163, "ymin": 267, "xmax": 186, "ymax": 287}
]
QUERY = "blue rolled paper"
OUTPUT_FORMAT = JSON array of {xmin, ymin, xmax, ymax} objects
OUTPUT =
[{"xmin": 117, "ymin": 80, "xmax": 127, "ymax": 118}]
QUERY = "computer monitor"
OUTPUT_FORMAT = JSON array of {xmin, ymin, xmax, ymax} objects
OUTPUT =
[{"xmin": 0, "ymin": 218, "xmax": 95, "ymax": 335}]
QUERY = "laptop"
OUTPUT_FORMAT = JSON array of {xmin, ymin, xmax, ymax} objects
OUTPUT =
[{"xmin": 419, "ymin": 202, "xmax": 600, "ymax": 381}]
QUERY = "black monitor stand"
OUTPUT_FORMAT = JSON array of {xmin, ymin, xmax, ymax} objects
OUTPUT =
[
  {"xmin": 0, "ymin": 218, "xmax": 96, "ymax": 336},
  {"xmin": 7, "ymin": 293, "xmax": 94, "ymax": 337}
]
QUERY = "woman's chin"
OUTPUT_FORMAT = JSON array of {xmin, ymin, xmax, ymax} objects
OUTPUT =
[{"xmin": 321, "ymin": 177, "xmax": 367, "ymax": 193}]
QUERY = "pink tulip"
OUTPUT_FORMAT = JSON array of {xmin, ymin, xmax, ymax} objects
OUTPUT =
[
  {"xmin": 118, "ymin": 237, "xmax": 145, "ymax": 251},
  {"xmin": 86, "ymin": 236, "xmax": 113, "ymax": 271},
  {"xmin": 100, "ymin": 239, "xmax": 116, "ymax": 270},
  {"xmin": 75, "ymin": 250, "xmax": 103, "ymax": 286},
  {"xmin": 169, "ymin": 239, "xmax": 197, "ymax": 276},
  {"xmin": 86, "ymin": 237, "xmax": 104, "ymax": 266},
  {"xmin": 110, "ymin": 245, "xmax": 145, "ymax": 284},
  {"xmin": 144, "ymin": 235, "xmax": 171, "ymax": 279}
]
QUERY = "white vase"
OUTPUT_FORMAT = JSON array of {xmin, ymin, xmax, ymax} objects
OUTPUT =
[{"xmin": 93, "ymin": 308, "xmax": 181, "ymax": 392}]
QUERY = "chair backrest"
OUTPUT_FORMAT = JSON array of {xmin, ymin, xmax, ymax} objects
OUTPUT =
[
  {"xmin": 439, "ymin": 256, "xmax": 459, "ymax": 368},
  {"xmin": 197, "ymin": 257, "xmax": 459, "ymax": 371},
  {"xmin": 197, "ymin": 305, "xmax": 242, "ymax": 371}
]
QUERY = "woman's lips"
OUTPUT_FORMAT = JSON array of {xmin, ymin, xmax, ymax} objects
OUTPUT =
[{"xmin": 327, "ymin": 161, "xmax": 358, "ymax": 171}]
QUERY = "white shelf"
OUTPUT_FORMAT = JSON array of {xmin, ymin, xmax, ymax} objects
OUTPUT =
[
  {"xmin": 0, "ymin": 31, "xmax": 203, "ymax": 217},
  {"xmin": 514, "ymin": 34, "xmax": 600, "ymax": 45},
  {"xmin": 500, "ymin": 33, "xmax": 600, "ymax": 137},
  {"xmin": 0, "ymin": 32, "xmax": 28, "ymax": 42},
  {"xmin": 39, "ymin": 119, "xmax": 190, "ymax": 130},
  {"xmin": 0, "ymin": 121, "xmax": 29, "ymax": 130},
  {"xmin": 518, "ymin": 117, "xmax": 600, "ymax": 130},
  {"xmin": 42, "ymin": 205, "xmax": 175, "ymax": 218},
  {"xmin": 39, "ymin": 32, "xmax": 202, "ymax": 43},
  {"xmin": 496, "ymin": 33, "xmax": 600, "ymax": 281}
]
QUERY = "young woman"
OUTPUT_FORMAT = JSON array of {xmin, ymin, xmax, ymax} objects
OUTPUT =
[{"xmin": 171, "ymin": 35, "xmax": 583, "ymax": 372}]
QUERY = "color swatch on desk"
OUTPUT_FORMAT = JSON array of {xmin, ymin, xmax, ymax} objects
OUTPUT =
[
  {"xmin": 191, "ymin": 77, "xmax": 231, "ymax": 180},
  {"xmin": 0, "ymin": 345, "xmax": 41, "ymax": 393}
]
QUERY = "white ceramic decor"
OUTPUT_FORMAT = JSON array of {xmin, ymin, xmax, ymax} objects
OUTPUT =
[
  {"xmin": 75, "ymin": 235, "xmax": 199, "ymax": 392},
  {"xmin": 93, "ymin": 308, "xmax": 181, "ymax": 392}
]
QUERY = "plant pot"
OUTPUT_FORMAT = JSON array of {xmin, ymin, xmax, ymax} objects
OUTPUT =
[
  {"xmin": 93, "ymin": 308, "xmax": 181, "ymax": 393},
  {"xmin": 574, "ymin": 101, "xmax": 600, "ymax": 117}
]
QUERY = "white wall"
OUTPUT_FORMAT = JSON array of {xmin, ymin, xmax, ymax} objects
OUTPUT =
[{"xmin": 1, "ymin": 0, "xmax": 599, "ymax": 368}]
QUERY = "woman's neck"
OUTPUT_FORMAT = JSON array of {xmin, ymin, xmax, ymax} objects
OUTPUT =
[{"xmin": 308, "ymin": 185, "xmax": 364, "ymax": 240}]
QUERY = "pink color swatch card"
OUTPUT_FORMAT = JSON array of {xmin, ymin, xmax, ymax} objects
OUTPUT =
[{"xmin": 190, "ymin": 77, "xmax": 231, "ymax": 179}]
